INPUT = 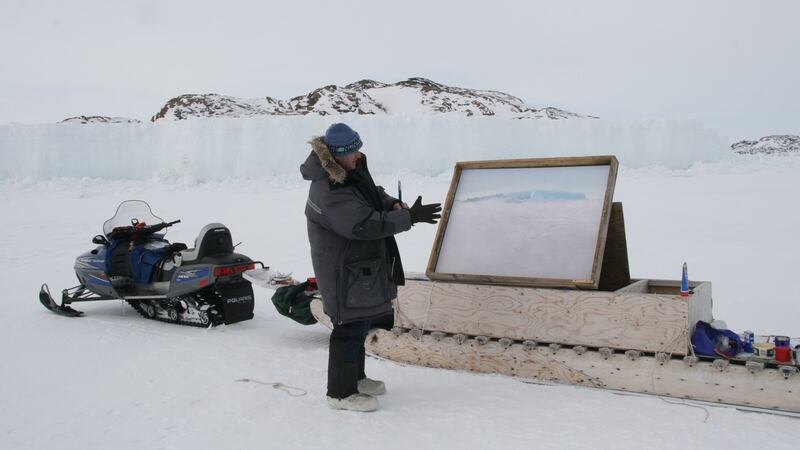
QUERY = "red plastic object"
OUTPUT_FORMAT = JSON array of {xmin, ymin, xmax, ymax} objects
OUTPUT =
[
  {"xmin": 306, "ymin": 277, "xmax": 318, "ymax": 291},
  {"xmin": 775, "ymin": 345, "xmax": 792, "ymax": 362}
]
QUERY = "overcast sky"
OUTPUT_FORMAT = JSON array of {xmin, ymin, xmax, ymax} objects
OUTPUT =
[{"xmin": 1, "ymin": 0, "xmax": 797, "ymax": 141}]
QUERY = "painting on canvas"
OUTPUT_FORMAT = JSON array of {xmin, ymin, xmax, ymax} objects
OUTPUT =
[{"xmin": 427, "ymin": 156, "xmax": 618, "ymax": 288}]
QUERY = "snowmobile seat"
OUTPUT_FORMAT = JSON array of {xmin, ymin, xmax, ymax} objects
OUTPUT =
[{"xmin": 179, "ymin": 223, "xmax": 234, "ymax": 263}]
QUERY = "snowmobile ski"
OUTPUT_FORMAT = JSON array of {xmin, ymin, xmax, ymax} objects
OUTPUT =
[{"xmin": 39, "ymin": 284, "xmax": 85, "ymax": 317}]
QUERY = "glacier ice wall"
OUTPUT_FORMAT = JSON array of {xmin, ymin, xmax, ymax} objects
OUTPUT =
[{"xmin": 0, "ymin": 116, "xmax": 730, "ymax": 181}]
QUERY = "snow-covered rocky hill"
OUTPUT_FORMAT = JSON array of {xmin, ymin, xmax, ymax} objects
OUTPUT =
[
  {"xmin": 150, "ymin": 77, "xmax": 593, "ymax": 122},
  {"xmin": 60, "ymin": 115, "xmax": 141, "ymax": 124},
  {"xmin": 732, "ymin": 135, "xmax": 800, "ymax": 155}
]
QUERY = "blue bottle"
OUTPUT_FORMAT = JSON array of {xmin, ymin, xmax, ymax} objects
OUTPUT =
[{"xmin": 680, "ymin": 262, "xmax": 689, "ymax": 297}]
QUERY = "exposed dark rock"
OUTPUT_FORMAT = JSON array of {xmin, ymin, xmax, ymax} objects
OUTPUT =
[
  {"xmin": 344, "ymin": 79, "xmax": 389, "ymax": 90},
  {"xmin": 732, "ymin": 135, "xmax": 800, "ymax": 155},
  {"xmin": 61, "ymin": 115, "xmax": 141, "ymax": 124}
]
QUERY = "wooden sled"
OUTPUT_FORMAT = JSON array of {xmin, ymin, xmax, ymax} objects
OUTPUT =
[{"xmin": 309, "ymin": 202, "xmax": 800, "ymax": 414}]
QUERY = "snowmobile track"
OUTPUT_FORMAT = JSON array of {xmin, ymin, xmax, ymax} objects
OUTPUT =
[{"xmin": 124, "ymin": 290, "xmax": 224, "ymax": 328}]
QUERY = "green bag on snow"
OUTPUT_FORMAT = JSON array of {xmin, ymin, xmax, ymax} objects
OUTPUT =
[{"xmin": 270, "ymin": 282, "xmax": 318, "ymax": 326}]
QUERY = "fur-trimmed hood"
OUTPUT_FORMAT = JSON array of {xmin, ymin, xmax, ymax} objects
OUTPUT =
[{"xmin": 300, "ymin": 136, "xmax": 347, "ymax": 184}]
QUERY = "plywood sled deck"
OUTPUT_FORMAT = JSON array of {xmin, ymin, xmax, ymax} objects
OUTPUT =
[{"xmin": 365, "ymin": 328, "xmax": 800, "ymax": 413}]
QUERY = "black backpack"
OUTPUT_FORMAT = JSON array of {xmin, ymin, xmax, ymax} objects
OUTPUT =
[{"xmin": 270, "ymin": 282, "xmax": 318, "ymax": 325}]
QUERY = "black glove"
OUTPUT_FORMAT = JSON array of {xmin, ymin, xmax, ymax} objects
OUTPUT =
[{"xmin": 408, "ymin": 196, "xmax": 442, "ymax": 224}]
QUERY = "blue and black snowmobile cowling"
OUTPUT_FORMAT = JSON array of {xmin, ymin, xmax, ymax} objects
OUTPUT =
[{"xmin": 39, "ymin": 200, "xmax": 261, "ymax": 327}]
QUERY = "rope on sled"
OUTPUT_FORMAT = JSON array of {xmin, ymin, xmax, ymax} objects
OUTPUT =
[{"xmin": 234, "ymin": 378, "xmax": 308, "ymax": 397}]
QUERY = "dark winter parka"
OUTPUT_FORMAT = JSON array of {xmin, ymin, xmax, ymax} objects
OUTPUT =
[{"xmin": 300, "ymin": 137, "xmax": 412, "ymax": 325}]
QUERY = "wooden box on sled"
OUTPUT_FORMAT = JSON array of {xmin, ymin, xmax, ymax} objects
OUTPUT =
[
  {"xmin": 397, "ymin": 203, "xmax": 713, "ymax": 356},
  {"xmin": 394, "ymin": 277, "xmax": 712, "ymax": 356}
]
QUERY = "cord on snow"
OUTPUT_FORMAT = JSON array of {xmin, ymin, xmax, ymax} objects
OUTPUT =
[{"xmin": 234, "ymin": 378, "xmax": 308, "ymax": 397}]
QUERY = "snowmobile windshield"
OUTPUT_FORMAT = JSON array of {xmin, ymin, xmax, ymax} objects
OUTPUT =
[{"xmin": 102, "ymin": 200, "xmax": 166, "ymax": 238}]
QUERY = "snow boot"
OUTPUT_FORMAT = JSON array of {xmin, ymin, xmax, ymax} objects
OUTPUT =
[
  {"xmin": 326, "ymin": 393, "xmax": 378, "ymax": 412},
  {"xmin": 357, "ymin": 377, "xmax": 386, "ymax": 396}
]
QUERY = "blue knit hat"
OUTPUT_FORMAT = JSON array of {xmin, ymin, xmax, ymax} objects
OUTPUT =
[{"xmin": 324, "ymin": 123, "xmax": 363, "ymax": 155}]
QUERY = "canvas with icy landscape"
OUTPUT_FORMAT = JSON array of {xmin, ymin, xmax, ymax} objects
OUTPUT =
[{"xmin": 432, "ymin": 160, "xmax": 615, "ymax": 285}]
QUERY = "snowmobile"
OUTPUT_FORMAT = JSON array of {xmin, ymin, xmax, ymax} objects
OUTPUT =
[{"xmin": 39, "ymin": 200, "xmax": 261, "ymax": 327}]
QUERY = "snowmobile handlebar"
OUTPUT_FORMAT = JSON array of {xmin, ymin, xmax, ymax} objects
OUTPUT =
[
  {"xmin": 109, "ymin": 219, "xmax": 181, "ymax": 240},
  {"xmin": 148, "ymin": 219, "xmax": 181, "ymax": 233}
]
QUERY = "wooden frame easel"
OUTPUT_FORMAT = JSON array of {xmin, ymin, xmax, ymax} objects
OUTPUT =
[{"xmin": 426, "ymin": 155, "xmax": 619, "ymax": 289}]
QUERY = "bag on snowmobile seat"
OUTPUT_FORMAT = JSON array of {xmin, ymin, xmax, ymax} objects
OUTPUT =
[
  {"xmin": 271, "ymin": 282, "xmax": 318, "ymax": 325},
  {"xmin": 129, "ymin": 241, "xmax": 170, "ymax": 284},
  {"xmin": 106, "ymin": 238, "xmax": 133, "ymax": 277},
  {"xmin": 691, "ymin": 320, "xmax": 743, "ymax": 358}
]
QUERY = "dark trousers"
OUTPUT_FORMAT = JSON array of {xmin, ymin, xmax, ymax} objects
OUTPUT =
[
  {"xmin": 327, "ymin": 319, "xmax": 370, "ymax": 399},
  {"xmin": 326, "ymin": 313, "xmax": 394, "ymax": 399}
]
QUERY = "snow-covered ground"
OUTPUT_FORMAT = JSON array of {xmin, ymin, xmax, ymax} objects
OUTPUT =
[{"xmin": 1, "ymin": 122, "xmax": 799, "ymax": 448}]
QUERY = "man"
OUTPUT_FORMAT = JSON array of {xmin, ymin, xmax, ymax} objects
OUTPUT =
[{"xmin": 300, "ymin": 123, "xmax": 441, "ymax": 412}]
